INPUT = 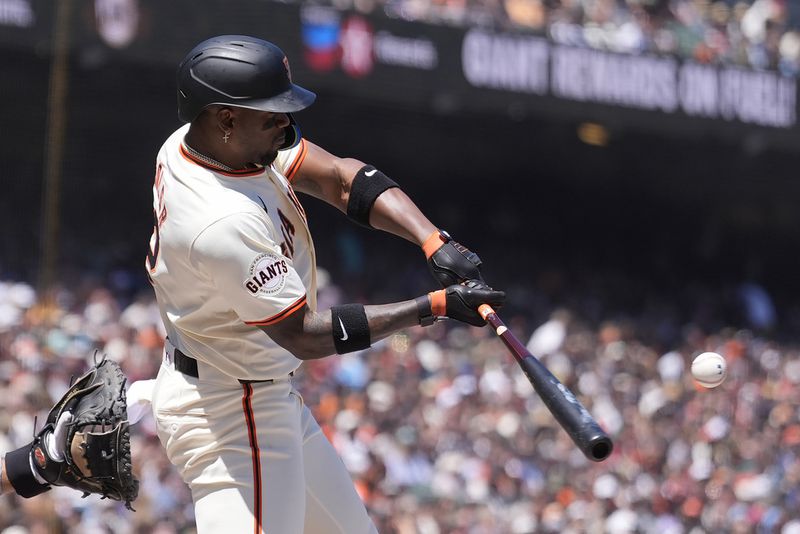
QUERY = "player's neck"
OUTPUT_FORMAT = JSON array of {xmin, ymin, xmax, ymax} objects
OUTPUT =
[{"xmin": 185, "ymin": 125, "xmax": 246, "ymax": 171}]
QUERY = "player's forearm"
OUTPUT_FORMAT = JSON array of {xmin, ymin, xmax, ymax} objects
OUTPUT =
[
  {"xmin": 298, "ymin": 301, "xmax": 419, "ymax": 359},
  {"xmin": 264, "ymin": 300, "xmax": 420, "ymax": 360},
  {"xmin": 368, "ymin": 188, "xmax": 438, "ymax": 245}
]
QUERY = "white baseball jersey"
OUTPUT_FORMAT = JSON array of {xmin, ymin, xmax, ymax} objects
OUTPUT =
[
  {"xmin": 146, "ymin": 124, "xmax": 317, "ymax": 380},
  {"xmin": 148, "ymin": 125, "xmax": 377, "ymax": 533}
]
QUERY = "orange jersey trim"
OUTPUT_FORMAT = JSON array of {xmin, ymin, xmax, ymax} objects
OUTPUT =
[
  {"xmin": 179, "ymin": 144, "xmax": 265, "ymax": 178},
  {"xmin": 244, "ymin": 295, "xmax": 307, "ymax": 326},
  {"xmin": 241, "ymin": 384, "xmax": 263, "ymax": 534},
  {"xmin": 283, "ymin": 139, "xmax": 308, "ymax": 183}
]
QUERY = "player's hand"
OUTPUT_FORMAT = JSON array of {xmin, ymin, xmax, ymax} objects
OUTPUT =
[
  {"xmin": 430, "ymin": 280, "xmax": 505, "ymax": 326},
  {"xmin": 423, "ymin": 230, "xmax": 484, "ymax": 287}
]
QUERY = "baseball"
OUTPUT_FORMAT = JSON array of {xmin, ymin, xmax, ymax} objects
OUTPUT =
[{"xmin": 691, "ymin": 352, "xmax": 727, "ymax": 388}]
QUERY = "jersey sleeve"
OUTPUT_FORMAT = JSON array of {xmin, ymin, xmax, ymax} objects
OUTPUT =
[
  {"xmin": 273, "ymin": 138, "xmax": 308, "ymax": 183},
  {"xmin": 191, "ymin": 211, "xmax": 307, "ymax": 325}
]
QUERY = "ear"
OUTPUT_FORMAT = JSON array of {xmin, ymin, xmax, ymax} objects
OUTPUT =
[{"xmin": 216, "ymin": 107, "xmax": 235, "ymax": 129}]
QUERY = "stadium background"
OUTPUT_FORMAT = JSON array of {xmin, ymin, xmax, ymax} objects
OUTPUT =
[{"xmin": 2, "ymin": 0, "xmax": 800, "ymax": 532}]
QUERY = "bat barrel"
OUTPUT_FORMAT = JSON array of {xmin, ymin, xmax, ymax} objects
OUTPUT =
[
  {"xmin": 478, "ymin": 304, "xmax": 614, "ymax": 462},
  {"xmin": 519, "ymin": 353, "xmax": 614, "ymax": 462}
]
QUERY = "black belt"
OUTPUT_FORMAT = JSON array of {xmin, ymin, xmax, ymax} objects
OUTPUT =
[
  {"xmin": 173, "ymin": 347, "xmax": 200, "ymax": 378},
  {"xmin": 172, "ymin": 347, "xmax": 291, "ymax": 384}
]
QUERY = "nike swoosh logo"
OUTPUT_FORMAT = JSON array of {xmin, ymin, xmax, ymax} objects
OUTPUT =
[
  {"xmin": 338, "ymin": 317, "xmax": 349, "ymax": 341},
  {"xmin": 365, "ymin": 169, "xmax": 377, "ymax": 177}
]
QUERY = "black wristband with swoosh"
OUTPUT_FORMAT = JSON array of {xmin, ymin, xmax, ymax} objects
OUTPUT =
[{"xmin": 331, "ymin": 304, "xmax": 371, "ymax": 354}]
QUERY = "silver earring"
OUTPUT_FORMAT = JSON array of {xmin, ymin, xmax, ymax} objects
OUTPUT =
[{"xmin": 222, "ymin": 130, "xmax": 230, "ymax": 143}]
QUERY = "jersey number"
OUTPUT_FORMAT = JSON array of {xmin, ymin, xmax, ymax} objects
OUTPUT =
[
  {"xmin": 146, "ymin": 164, "xmax": 166, "ymax": 274},
  {"xmin": 279, "ymin": 208, "xmax": 296, "ymax": 259}
]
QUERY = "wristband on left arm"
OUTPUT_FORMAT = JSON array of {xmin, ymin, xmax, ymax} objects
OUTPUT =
[{"xmin": 346, "ymin": 165, "xmax": 399, "ymax": 228}]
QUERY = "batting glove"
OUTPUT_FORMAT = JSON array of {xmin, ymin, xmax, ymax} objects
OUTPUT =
[
  {"xmin": 423, "ymin": 230, "xmax": 484, "ymax": 287},
  {"xmin": 426, "ymin": 279, "xmax": 505, "ymax": 326}
]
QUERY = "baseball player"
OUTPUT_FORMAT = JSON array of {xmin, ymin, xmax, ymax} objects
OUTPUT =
[{"xmin": 147, "ymin": 35, "xmax": 504, "ymax": 534}]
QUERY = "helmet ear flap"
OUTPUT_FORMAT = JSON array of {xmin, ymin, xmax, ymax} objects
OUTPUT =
[{"xmin": 280, "ymin": 114, "xmax": 302, "ymax": 150}]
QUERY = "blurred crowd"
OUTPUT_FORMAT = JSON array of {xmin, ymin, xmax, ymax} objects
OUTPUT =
[
  {"xmin": 1, "ymin": 270, "xmax": 800, "ymax": 533},
  {"xmin": 323, "ymin": 0, "xmax": 800, "ymax": 75}
]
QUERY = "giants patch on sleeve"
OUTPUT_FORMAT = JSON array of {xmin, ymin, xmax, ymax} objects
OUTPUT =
[{"xmin": 244, "ymin": 253, "xmax": 289, "ymax": 295}]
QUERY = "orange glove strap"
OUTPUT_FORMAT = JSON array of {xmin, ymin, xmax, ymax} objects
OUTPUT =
[
  {"xmin": 422, "ymin": 231, "xmax": 446, "ymax": 259},
  {"xmin": 428, "ymin": 289, "xmax": 447, "ymax": 317}
]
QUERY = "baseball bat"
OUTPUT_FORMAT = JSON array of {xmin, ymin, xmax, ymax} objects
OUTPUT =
[{"xmin": 478, "ymin": 304, "xmax": 613, "ymax": 462}]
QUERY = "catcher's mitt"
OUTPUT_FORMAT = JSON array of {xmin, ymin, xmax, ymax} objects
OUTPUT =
[{"xmin": 30, "ymin": 355, "xmax": 139, "ymax": 510}]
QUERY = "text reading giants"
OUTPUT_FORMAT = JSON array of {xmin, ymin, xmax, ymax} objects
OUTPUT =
[{"xmin": 246, "ymin": 253, "xmax": 289, "ymax": 295}]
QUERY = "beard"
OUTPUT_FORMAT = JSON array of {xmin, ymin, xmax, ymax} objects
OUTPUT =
[{"xmin": 257, "ymin": 148, "xmax": 279, "ymax": 167}]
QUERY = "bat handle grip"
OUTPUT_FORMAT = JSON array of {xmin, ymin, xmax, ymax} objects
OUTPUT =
[
  {"xmin": 478, "ymin": 303, "xmax": 517, "ymax": 357},
  {"xmin": 478, "ymin": 304, "xmax": 496, "ymax": 320},
  {"xmin": 479, "ymin": 304, "xmax": 502, "ymax": 329}
]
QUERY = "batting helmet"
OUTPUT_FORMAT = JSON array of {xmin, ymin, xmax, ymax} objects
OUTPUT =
[{"xmin": 177, "ymin": 35, "xmax": 316, "ymax": 149}]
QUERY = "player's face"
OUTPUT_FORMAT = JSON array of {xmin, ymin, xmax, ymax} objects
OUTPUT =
[{"xmin": 232, "ymin": 109, "xmax": 290, "ymax": 166}]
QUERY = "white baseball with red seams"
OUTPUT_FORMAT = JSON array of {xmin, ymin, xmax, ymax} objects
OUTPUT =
[{"xmin": 691, "ymin": 352, "xmax": 727, "ymax": 388}]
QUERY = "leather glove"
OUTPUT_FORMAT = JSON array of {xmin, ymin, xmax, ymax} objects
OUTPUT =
[
  {"xmin": 5, "ymin": 357, "xmax": 139, "ymax": 509},
  {"xmin": 423, "ymin": 230, "xmax": 484, "ymax": 287},
  {"xmin": 418, "ymin": 279, "xmax": 505, "ymax": 327}
]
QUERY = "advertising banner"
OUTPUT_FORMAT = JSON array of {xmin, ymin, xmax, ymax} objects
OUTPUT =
[{"xmin": 1, "ymin": 0, "xmax": 797, "ymax": 141}]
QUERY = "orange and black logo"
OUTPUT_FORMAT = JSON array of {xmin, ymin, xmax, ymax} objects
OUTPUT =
[{"xmin": 245, "ymin": 253, "xmax": 289, "ymax": 295}]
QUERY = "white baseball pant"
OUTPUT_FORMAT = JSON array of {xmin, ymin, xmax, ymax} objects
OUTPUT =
[{"xmin": 152, "ymin": 356, "xmax": 378, "ymax": 534}]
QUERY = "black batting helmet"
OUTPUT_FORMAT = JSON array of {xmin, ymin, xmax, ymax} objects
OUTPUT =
[{"xmin": 177, "ymin": 35, "xmax": 316, "ymax": 149}]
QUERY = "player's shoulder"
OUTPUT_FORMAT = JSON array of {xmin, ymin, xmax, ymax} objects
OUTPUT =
[
  {"xmin": 193, "ymin": 208, "xmax": 278, "ymax": 257},
  {"xmin": 273, "ymin": 138, "xmax": 308, "ymax": 182},
  {"xmin": 179, "ymin": 184, "xmax": 267, "ymax": 240},
  {"xmin": 160, "ymin": 124, "xmax": 191, "ymax": 154}
]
